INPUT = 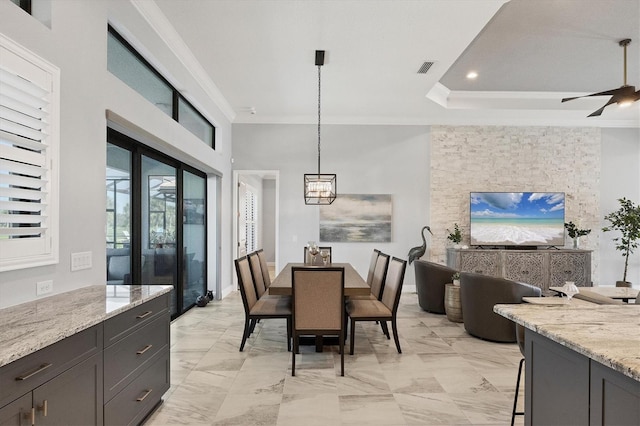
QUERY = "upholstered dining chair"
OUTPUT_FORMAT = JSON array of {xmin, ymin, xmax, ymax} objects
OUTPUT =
[
  {"xmin": 303, "ymin": 246, "xmax": 332, "ymax": 265},
  {"xmin": 248, "ymin": 251, "xmax": 268, "ymax": 298},
  {"xmin": 235, "ymin": 256, "xmax": 291, "ymax": 352},
  {"xmin": 366, "ymin": 249, "xmax": 381, "ymax": 286},
  {"xmin": 346, "ymin": 256, "xmax": 407, "ymax": 355},
  {"xmin": 350, "ymin": 252, "xmax": 389, "ymax": 301},
  {"xmin": 291, "ymin": 266, "xmax": 345, "ymax": 376},
  {"xmin": 255, "ymin": 249, "xmax": 272, "ymax": 288}
]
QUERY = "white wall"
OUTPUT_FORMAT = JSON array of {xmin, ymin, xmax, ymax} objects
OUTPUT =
[
  {"xmin": 0, "ymin": 1, "xmax": 233, "ymax": 308},
  {"xmin": 600, "ymin": 128, "xmax": 640, "ymax": 286},
  {"xmin": 232, "ymin": 124, "xmax": 430, "ymax": 291}
]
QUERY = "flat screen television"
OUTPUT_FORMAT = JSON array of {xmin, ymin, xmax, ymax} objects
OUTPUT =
[{"xmin": 470, "ymin": 192, "xmax": 565, "ymax": 247}]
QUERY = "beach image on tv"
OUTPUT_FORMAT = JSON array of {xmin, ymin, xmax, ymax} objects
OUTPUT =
[{"xmin": 470, "ymin": 192, "xmax": 565, "ymax": 246}]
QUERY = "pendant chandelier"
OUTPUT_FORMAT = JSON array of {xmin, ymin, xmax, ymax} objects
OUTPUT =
[{"xmin": 304, "ymin": 50, "xmax": 336, "ymax": 205}]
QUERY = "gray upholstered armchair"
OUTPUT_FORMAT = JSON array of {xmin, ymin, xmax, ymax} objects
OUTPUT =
[
  {"xmin": 460, "ymin": 272, "xmax": 541, "ymax": 342},
  {"xmin": 414, "ymin": 260, "xmax": 458, "ymax": 314}
]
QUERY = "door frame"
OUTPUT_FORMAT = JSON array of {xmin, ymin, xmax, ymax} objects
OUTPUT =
[{"xmin": 232, "ymin": 170, "xmax": 280, "ymax": 288}]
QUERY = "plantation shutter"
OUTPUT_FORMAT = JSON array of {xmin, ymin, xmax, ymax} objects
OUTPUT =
[{"xmin": 0, "ymin": 34, "xmax": 59, "ymax": 271}]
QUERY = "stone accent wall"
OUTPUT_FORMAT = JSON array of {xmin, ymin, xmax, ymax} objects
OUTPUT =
[{"xmin": 430, "ymin": 125, "xmax": 601, "ymax": 280}]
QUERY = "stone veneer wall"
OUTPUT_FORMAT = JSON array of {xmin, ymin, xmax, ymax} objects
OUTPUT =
[{"xmin": 430, "ymin": 125, "xmax": 601, "ymax": 280}]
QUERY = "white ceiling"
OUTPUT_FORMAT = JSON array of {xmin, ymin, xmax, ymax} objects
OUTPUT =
[{"xmin": 152, "ymin": 0, "xmax": 640, "ymax": 126}]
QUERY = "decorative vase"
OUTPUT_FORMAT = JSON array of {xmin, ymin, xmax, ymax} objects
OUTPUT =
[{"xmin": 572, "ymin": 237, "xmax": 579, "ymax": 249}]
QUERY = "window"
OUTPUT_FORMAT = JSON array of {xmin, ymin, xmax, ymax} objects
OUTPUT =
[
  {"xmin": 107, "ymin": 26, "xmax": 215, "ymax": 148},
  {"xmin": 0, "ymin": 34, "xmax": 59, "ymax": 272},
  {"xmin": 10, "ymin": 0, "xmax": 31, "ymax": 14}
]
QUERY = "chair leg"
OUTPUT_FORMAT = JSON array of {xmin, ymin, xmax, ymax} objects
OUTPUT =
[
  {"xmin": 286, "ymin": 317, "xmax": 292, "ymax": 352},
  {"xmin": 391, "ymin": 318, "xmax": 401, "ymax": 354},
  {"xmin": 239, "ymin": 316, "xmax": 251, "ymax": 352},
  {"xmin": 249, "ymin": 318, "xmax": 257, "ymax": 334},
  {"xmin": 511, "ymin": 358, "xmax": 525, "ymax": 426},
  {"xmin": 339, "ymin": 329, "xmax": 344, "ymax": 376},
  {"xmin": 380, "ymin": 321, "xmax": 390, "ymax": 339},
  {"xmin": 292, "ymin": 334, "xmax": 298, "ymax": 376},
  {"xmin": 349, "ymin": 318, "xmax": 356, "ymax": 355}
]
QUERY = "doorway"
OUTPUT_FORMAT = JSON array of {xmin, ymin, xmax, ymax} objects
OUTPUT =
[{"xmin": 233, "ymin": 171, "xmax": 279, "ymax": 284}]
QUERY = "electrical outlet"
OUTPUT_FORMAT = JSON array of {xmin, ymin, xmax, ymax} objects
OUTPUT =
[{"xmin": 37, "ymin": 280, "xmax": 53, "ymax": 296}]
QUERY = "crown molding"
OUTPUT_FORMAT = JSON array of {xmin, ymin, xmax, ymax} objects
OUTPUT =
[{"xmin": 130, "ymin": 0, "xmax": 236, "ymax": 123}]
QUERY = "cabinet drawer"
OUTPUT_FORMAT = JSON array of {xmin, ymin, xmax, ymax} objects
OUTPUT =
[
  {"xmin": 0, "ymin": 324, "xmax": 102, "ymax": 409},
  {"xmin": 0, "ymin": 393, "xmax": 31, "ymax": 426},
  {"xmin": 103, "ymin": 315, "xmax": 169, "ymax": 402},
  {"xmin": 104, "ymin": 294, "xmax": 169, "ymax": 347},
  {"xmin": 104, "ymin": 352, "xmax": 170, "ymax": 426}
]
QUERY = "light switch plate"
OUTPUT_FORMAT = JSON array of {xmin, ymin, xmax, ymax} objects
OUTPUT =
[{"xmin": 71, "ymin": 251, "xmax": 92, "ymax": 271}]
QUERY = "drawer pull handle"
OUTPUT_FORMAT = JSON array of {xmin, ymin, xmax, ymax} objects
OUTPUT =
[
  {"xmin": 16, "ymin": 363, "xmax": 53, "ymax": 381},
  {"xmin": 136, "ymin": 311, "xmax": 153, "ymax": 319},
  {"xmin": 37, "ymin": 400, "xmax": 48, "ymax": 417},
  {"xmin": 23, "ymin": 408, "xmax": 35, "ymax": 425},
  {"xmin": 136, "ymin": 344, "xmax": 153, "ymax": 355},
  {"xmin": 136, "ymin": 388, "xmax": 153, "ymax": 402}
]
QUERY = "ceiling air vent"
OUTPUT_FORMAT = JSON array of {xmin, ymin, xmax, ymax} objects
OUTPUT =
[{"xmin": 417, "ymin": 61, "xmax": 435, "ymax": 74}]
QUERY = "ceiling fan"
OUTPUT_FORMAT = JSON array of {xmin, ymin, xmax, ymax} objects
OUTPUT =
[{"xmin": 562, "ymin": 38, "xmax": 640, "ymax": 117}]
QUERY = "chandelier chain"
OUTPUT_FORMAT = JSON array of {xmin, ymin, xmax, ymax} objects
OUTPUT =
[{"xmin": 317, "ymin": 64, "xmax": 321, "ymax": 175}]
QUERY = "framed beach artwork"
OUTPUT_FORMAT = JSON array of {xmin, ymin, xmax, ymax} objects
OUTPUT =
[{"xmin": 320, "ymin": 194, "xmax": 392, "ymax": 242}]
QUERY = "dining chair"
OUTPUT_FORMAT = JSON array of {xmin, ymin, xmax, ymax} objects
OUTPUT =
[
  {"xmin": 255, "ymin": 249, "xmax": 272, "ymax": 288},
  {"xmin": 346, "ymin": 256, "xmax": 407, "ymax": 355},
  {"xmin": 303, "ymin": 246, "xmax": 332, "ymax": 265},
  {"xmin": 365, "ymin": 249, "xmax": 381, "ymax": 286},
  {"xmin": 349, "ymin": 252, "xmax": 389, "ymax": 301},
  {"xmin": 235, "ymin": 256, "xmax": 292, "ymax": 352},
  {"xmin": 291, "ymin": 266, "xmax": 345, "ymax": 376},
  {"xmin": 248, "ymin": 251, "xmax": 268, "ymax": 298}
]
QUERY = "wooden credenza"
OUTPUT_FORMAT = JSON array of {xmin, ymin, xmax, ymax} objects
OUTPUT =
[{"xmin": 446, "ymin": 248, "xmax": 591, "ymax": 294}]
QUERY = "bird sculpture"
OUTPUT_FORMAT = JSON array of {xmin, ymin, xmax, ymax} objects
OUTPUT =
[{"xmin": 408, "ymin": 225, "xmax": 433, "ymax": 265}]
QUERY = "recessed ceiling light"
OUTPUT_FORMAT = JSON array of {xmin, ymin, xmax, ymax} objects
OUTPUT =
[{"xmin": 466, "ymin": 71, "xmax": 478, "ymax": 80}]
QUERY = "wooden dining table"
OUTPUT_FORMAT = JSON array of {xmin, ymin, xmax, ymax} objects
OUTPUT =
[{"xmin": 269, "ymin": 262, "xmax": 370, "ymax": 296}]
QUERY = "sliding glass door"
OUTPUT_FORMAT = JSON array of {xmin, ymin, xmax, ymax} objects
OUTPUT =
[{"xmin": 106, "ymin": 128, "xmax": 208, "ymax": 318}]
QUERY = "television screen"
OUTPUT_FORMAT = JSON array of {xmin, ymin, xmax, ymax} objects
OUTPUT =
[{"xmin": 470, "ymin": 192, "xmax": 565, "ymax": 247}]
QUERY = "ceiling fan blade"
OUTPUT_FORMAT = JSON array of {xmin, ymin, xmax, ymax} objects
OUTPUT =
[
  {"xmin": 587, "ymin": 97, "xmax": 617, "ymax": 117},
  {"xmin": 562, "ymin": 88, "xmax": 621, "ymax": 103}
]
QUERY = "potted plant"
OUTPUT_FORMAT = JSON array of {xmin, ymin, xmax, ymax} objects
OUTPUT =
[
  {"xmin": 452, "ymin": 272, "xmax": 460, "ymax": 286},
  {"xmin": 564, "ymin": 221, "xmax": 591, "ymax": 249},
  {"xmin": 447, "ymin": 223, "xmax": 462, "ymax": 248},
  {"xmin": 602, "ymin": 197, "xmax": 640, "ymax": 287}
]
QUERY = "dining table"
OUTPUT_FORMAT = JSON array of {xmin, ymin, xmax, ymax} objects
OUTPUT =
[
  {"xmin": 269, "ymin": 262, "xmax": 370, "ymax": 296},
  {"xmin": 269, "ymin": 262, "xmax": 370, "ymax": 352}
]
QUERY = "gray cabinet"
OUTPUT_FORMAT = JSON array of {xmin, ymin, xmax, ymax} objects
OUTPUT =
[
  {"xmin": 0, "ymin": 292, "xmax": 170, "ymax": 426},
  {"xmin": 0, "ymin": 325, "xmax": 103, "ymax": 426},
  {"xmin": 447, "ymin": 248, "xmax": 591, "ymax": 294},
  {"xmin": 103, "ymin": 293, "xmax": 170, "ymax": 426},
  {"xmin": 525, "ymin": 329, "xmax": 640, "ymax": 426}
]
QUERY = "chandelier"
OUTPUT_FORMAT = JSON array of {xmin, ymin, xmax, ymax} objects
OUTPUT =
[{"xmin": 304, "ymin": 50, "xmax": 336, "ymax": 205}]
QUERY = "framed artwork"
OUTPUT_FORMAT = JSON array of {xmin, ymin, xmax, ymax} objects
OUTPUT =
[{"xmin": 320, "ymin": 194, "xmax": 392, "ymax": 242}]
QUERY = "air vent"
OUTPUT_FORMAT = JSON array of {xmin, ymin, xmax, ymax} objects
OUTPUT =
[{"xmin": 417, "ymin": 61, "xmax": 435, "ymax": 74}]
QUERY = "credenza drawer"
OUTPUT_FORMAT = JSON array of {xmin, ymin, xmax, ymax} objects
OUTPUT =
[
  {"xmin": 104, "ymin": 293, "xmax": 169, "ymax": 347},
  {"xmin": 0, "ymin": 324, "xmax": 102, "ymax": 408},
  {"xmin": 104, "ymin": 352, "xmax": 170, "ymax": 426},
  {"xmin": 103, "ymin": 315, "xmax": 169, "ymax": 402}
]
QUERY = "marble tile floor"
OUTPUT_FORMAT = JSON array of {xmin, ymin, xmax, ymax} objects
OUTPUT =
[{"xmin": 146, "ymin": 292, "xmax": 525, "ymax": 425}]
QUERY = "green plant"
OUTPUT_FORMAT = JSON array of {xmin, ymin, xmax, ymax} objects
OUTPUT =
[
  {"xmin": 452, "ymin": 272, "xmax": 460, "ymax": 281},
  {"xmin": 564, "ymin": 221, "xmax": 591, "ymax": 239},
  {"xmin": 602, "ymin": 197, "xmax": 640, "ymax": 283},
  {"xmin": 447, "ymin": 223, "xmax": 462, "ymax": 244}
]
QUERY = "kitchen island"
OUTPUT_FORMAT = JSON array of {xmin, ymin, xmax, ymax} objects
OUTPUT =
[
  {"xmin": 0, "ymin": 285, "xmax": 172, "ymax": 425},
  {"xmin": 495, "ymin": 302, "xmax": 640, "ymax": 425}
]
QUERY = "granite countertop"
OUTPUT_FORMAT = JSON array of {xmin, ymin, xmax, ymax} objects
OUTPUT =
[
  {"xmin": 494, "ymin": 302, "xmax": 640, "ymax": 381},
  {"xmin": 0, "ymin": 285, "xmax": 172, "ymax": 368}
]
